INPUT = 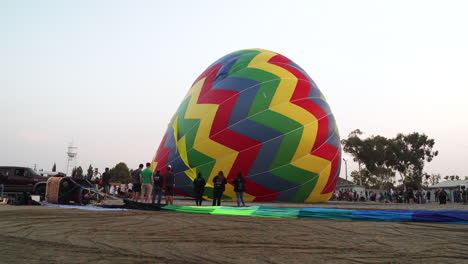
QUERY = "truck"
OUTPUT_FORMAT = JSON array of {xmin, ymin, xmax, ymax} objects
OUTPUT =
[{"xmin": 0, "ymin": 166, "xmax": 48, "ymax": 198}]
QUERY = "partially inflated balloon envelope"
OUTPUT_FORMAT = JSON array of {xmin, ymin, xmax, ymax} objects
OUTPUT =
[{"xmin": 152, "ymin": 49, "xmax": 341, "ymax": 202}]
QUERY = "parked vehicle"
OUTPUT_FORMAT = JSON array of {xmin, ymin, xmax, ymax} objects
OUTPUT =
[{"xmin": 0, "ymin": 166, "xmax": 48, "ymax": 198}]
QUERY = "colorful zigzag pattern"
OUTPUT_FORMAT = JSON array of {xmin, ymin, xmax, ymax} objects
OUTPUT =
[{"xmin": 152, "ymin": 49, "xmax": 341, "ymax": 202}]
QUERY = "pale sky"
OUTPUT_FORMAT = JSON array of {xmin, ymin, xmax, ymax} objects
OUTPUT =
[{"xmin": 1, "ymin": 0, "xmax": 467, "ymax": 178}]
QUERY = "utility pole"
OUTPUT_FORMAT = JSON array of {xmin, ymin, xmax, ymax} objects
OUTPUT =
[{"xmin": 343, "ymin": 158, "xmax": 348, "ymax": 182}]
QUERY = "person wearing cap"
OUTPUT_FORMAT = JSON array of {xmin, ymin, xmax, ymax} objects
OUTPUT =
[
  {"xmin": 164, "ymin": 165, "xmax": 175, "ymax": 205},
  {"xmin": 132, "ymin": 164, "xmax": 144, "ymax": 202},
  {"xmin": 152, "ymin": 169, "xmax": 164, "ymax": 205}
]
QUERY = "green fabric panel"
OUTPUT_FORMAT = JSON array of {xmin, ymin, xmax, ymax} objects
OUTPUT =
[
  {"xmin": 210, "ymin": 208, "xmax": 256, "ymax": 216},
  {"xmin": 164, "ymin": 205, "xmax": 216, "ymax": 214},
  {"xmin": 249, "ymin": 110, "xmax": 302, "ymax": 134},
  {"xmin": 269, "ymin": 128, "xmax": 303, "ymax": 169},
  {"xmin": 228, "ymin": 51, "xmax": 261, "ymax": 75},
  {"xmin": 175, "ymin": 97, "xmax": 198, "ymax": 139},
  {"xmin": 204, "ymin": 187, "xmax": 214, "ymax": 199},
  {"xmin": 291, "ymin": 176, "xmax": 319, "ymax": 203},
  {"xmin": 230, "ymin": 67, "xmax": 279, "ymax": 84},
  {"xmin": 183, "ymin": 126, "xmax": 198, "ymax": 151},
  {"xmin": 196, "ymin": 162, "xmax": 215, "ymax": 182},
  {"xmin": 248, "ymin": 79, "xmax": 280, "ymax": 116},
  {"xmin": 271, "ymin": 164, "xmax": 318, "ymax": 184},
  {"xmin": 186, "ymin": 149, "xmax": 215, "ymax": 170}
]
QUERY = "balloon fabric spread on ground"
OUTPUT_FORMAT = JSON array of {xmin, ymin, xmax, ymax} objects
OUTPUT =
[
  {"xmin": 152, "ymin": 49, "xmax": 341, "ymax": 202},
  {"xmin": 161, "ymin": 206, "xmax": 468, "ymax": 224}
]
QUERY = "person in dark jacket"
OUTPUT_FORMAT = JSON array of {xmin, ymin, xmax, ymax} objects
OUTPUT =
[
  {"xmin": 461, "ymin": 186, "xmax": 467, "ymax": 205},
  {"xmin": 439, "ymin": 188, "xmax": 448, "ymax": 204},
  {"xmin": 0, "ymin": 171, "xmax": 8, "ymax": 197},
  {"xmin": 164, "ymin": 165, "xmax": 175, "ymax": 205},
  {"xmin": 193, "ymin": 172, "xmax": 206, "ymax": 206},
  {"xmin": 132, "ymin": 164, "xmax": 143, "ymax": 202},
  {"xmin": 212, "ymin": 171, "xmax": 227, "ymax": 206},
  {"xmin": 152, "ymin": 170, "xmax": 164, "ymax": 205},
  {"xmin": 233, "ymin": 172, "xmax": 246, "ymax": 207},
  {"xmin": 101, "ymin": 168, "xmax": 111, "ymax": 200}
]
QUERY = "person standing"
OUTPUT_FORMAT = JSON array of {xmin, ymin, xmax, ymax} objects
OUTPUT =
[
  {"xmin": 407, "ymin": 188, "xmax": 415, "ymax": 204},
  {"xmin": 212, "ymin": 171, "xmax": 227, "ymax": 206},
  {"xmin": 439, "ymin": 188, "xmax": 448, "ymax": 205},
  {"xmin": 92, "ymin": 168, "xmax": 101, "ymax": 189},
  {"xmin": 101, "ymin": 168, "xmax": 111, "ymax": 199},
  {"xmin": 152, "ymin": 170, "xmax": 164, "ymax": 205},
  {"xmin": 164, "ymin": 165, "xmax": 175, "ymax": 205},
  {"xmin": 0, "ymin": 171, "xmax": 8, "ymax": 197},
  {"xmin": 132, "ymin": 164, "xmax": 143, "ymax": 202},
  {"xmin": 461, "ymin": 186, "xmax": 467, "ymax": 205},
  {"xmin": 426, "ymin": 190, "xmax": 431, "ymax": 203},
  {"xmin": 193, "ymin": 172, "xmax": 206, "ymax": 206},
  {"xmin": 233, "ymin": 172, "xmax": 246, "ymax": 207},
  {"xmin": 141, "ymin": 162, "xmax": 154, "ymax": 203}
]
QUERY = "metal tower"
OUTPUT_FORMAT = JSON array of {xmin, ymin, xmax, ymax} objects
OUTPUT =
[{"xmin": 65, "ymin": 142, "xmax": 78, "ymax": 176}]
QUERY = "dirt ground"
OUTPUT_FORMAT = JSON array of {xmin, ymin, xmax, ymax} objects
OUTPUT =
[{"xmin": 0, "ymin": 205, "xmax": 467, "ymax": 264}]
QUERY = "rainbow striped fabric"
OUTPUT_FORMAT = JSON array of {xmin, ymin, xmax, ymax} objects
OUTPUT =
[
  {"xmin": 161, "ymin": 205, "xmax": 468, "ymax": 224},
  {"xmin": 152, "ymin": 49, "xmax": 341, "ymax": 202}
]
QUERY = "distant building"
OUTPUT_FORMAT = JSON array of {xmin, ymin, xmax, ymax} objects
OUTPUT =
[
  {"xmin": 39, "ymin": 171, "xmax": 65, "ymax": 177},
  {"xmin": 429, "ymin": 180, "xmax": 468, "ymax": 190},
  {"xmin": 335, "ymin": 177, "xmax": 365, "ymax": 193},
  {"xmin": 428, "ymin": 180, "xmax": 468, "ymax": 202}
]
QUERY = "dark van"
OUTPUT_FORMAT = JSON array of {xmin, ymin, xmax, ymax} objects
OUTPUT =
[{"xmin": 0, "ymin": 166, "xmax": 48, "ymax": 197}]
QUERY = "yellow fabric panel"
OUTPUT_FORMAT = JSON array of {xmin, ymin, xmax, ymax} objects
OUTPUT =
[
  {"xmin": 248, "ymin": 52, "xmax": 330, "ymax": 197},
  {"xmin": 182, "ymin": 78, "xmax": 237, "ymax": 194}
]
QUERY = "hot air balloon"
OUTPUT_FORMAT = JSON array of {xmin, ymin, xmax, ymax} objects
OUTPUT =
[{"xmin": 152, "ymin": 49, "xmax": 341, "ymax": 203}]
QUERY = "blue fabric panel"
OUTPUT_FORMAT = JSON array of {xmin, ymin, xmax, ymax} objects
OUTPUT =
[
  {"xmin": 169, "ymin": 157, "xmax": 189, "ymax": 176},
  {"xmin": 213, "ymin": 55, "xmax": 242, "ymax": 86},
  {"xmin": 310, "ymin": 97, "xmax": 332, "ymax": 116},
  {"xmin": 227, "ymin": 83, "xmax": 261, "ymax": 125},
  {"xmin": 412, "ymin": 210, "xmax": 468, "ymax": 223},
  {"xmin": 230, "ymin": 119, "xmax": 284, "ymax": 144},
  {"xmin": 248, "ymin": 171, "xmax": 297, "ymax": 194},
  {"xmin": 299, "ymin": 208, "xmax": 354, "ymax": 220},
  {"xmin": 351, "ymin": 210, "xmax": 413, "ymax": 222},
  {"xmin": 246, "ymin": 133, "xmax": 284, "ymax": 175},
  {"xmin": 252, "ymin": 207, "xmax": 300, "ymax": 218}
]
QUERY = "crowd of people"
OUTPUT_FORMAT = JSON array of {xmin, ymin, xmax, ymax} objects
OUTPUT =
[
  {"xmin": 92, "ymin": 165, "xmax": 467, "ymax": 207},
  {"xmin": 96, "ymin": 163, "xmax": 248, "ymax": 207},
  {"xmin": 332, "ymin": 187, "xmax": 468, "ymax": 205}
]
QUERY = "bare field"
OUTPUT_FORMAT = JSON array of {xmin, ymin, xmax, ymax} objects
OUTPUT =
[{"xmin": 0, "ymin": 205, "xmax": 467, "ymax": 264}]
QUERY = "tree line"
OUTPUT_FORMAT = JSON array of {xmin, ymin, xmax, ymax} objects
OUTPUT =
[
  {"xmin": 70, "ymin": 162, "xmax": 132, "ymax": 183},
  {"xmin": 342, "ymin": 129, "xmax": 439, "ymax": 189}
]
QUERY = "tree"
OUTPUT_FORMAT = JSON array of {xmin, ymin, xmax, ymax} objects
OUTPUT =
[
  {"xmin": 342, "ymin": 130, "xmax": 438, "ymax": 190},
  {"xmin": 424, "ymin": 173, "xmax": 441, "ymax": 187},
  {"xmin": 72, "ymin": 166, "xmax": 84, "ymax": 178},
  {"xmin": 388, "ymin": 132, "xmax": 438, "ymax": 189},
  {"xmin": 342, "ymin": 132, "xmax": 395, "ymax": 189},
  {"xmin": 52, "ymin": 163, "xmax": 56, "ymax": 172},
  {"xmin": 86, "ymin": 164, "xmax": 93, "ymax": 180},
  {"xmin": 444, "ymin": 175, "xmax": 460, "ymax": 181},
  {"xmin": 341, "ymin": 129, "xmax": 365, "ymax": 170},
  {"xmin": 351, "ymin": 169, "xmax": 377, "ymax": 189},
  {"xmin": 110, "ymin": 162, "xmax": 131, "ymax": 184},
  {"xmin": 77, "ymin": 166, "xmax": 83, "ymax": 178}
]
